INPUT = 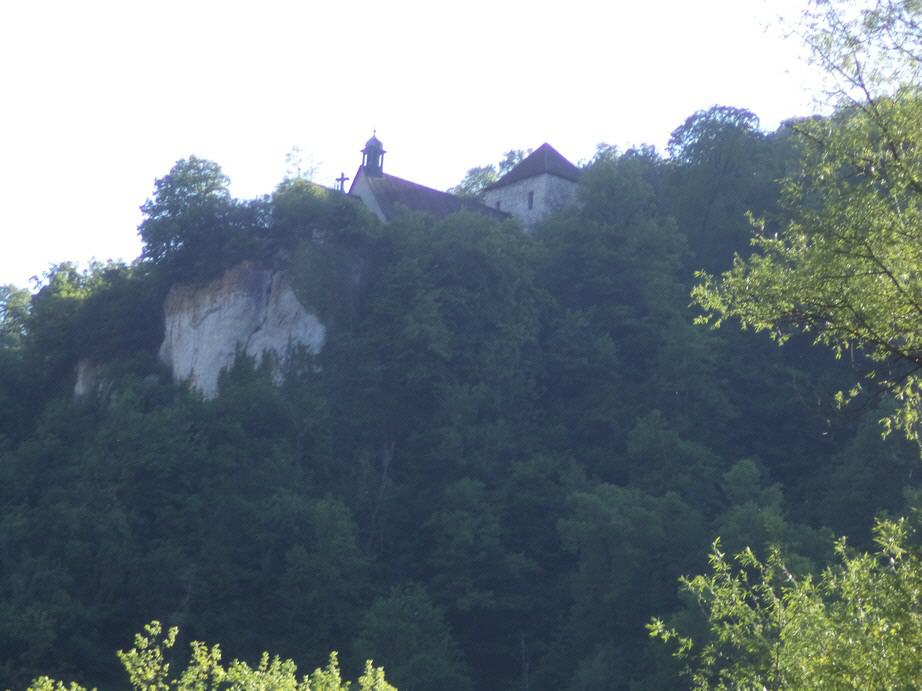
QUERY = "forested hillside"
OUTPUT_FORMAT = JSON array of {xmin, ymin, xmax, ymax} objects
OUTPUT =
[{"xmin": 1, "ymin": 104, "xmax": 919, "ymax": 691}]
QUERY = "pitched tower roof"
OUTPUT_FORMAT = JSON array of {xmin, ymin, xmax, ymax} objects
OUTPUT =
[{"xmin": 484, "ymin": 143, "xmax": 580, "ymax": 190}]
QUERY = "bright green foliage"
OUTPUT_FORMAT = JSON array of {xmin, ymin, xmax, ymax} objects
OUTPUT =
[
  {"xmin": 692, "ymin": 0, "xmax": 922, "ymax": 440},
  {"xmin": 693, "ymin": 93, "xmax": 922, "ymax": 439},
  {"xmin": 668, "ymin": 4, "xmax": 922, "ymax": 687},
  {"xmin": 650, "ymin": 519, "xmax": 922, "ymax": 689},
  {"xmin": 796, "ymin": 0, "xmax": 922, "ymax": 97},
  {"xmin": 26, "ymin": 680, "xmax": 87, "ymax": 691},
  {"xmin": 27, "ymin": 620, "xmax": 394, "ymax": 691}
]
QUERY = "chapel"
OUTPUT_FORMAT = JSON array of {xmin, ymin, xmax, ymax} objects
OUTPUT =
[{"xmin": 347, "ymin": 134, "xmax": 579, "ymax": 229}]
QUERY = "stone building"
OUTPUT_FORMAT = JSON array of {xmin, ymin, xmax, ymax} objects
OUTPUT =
[
  {"xmin": 348, "ymin": 134, "xmax": 579, "ymax": 229},
  {"xmin": 482, "ymin": 143, "xmax": 581, "ymax": 230},
  {"xmin": 348, "ymin": 134, "xmax": 506, "ymax": 223}
]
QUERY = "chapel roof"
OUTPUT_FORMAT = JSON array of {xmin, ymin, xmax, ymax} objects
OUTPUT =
[
  {"xmin": 484, "ymin": 143, "xmax": 581, "ymax": 190},
  {"xmin": 364, "ymin": 133, "xmax": 384, "ymax": 151},
  {"xmin": 358, "ymin": 172, "xmax": 508, "ymax": 222}
]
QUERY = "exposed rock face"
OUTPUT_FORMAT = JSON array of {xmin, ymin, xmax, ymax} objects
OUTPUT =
[
  {"xmin": 159, "ymin": 262, "xmax": 325, "ymax": 398},
  {"xmin": 74, "ymin": 360, "xmax": 107, "ymax": 398}
]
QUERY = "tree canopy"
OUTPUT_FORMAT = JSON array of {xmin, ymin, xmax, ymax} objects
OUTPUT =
[
  {"xmin": 655, "ymin": 3, "xmax": 922, "ymax": 688},
  {"xmin": 4, "ymin": 10, "xmax": 922, "ymax": 685},
  {"xmin": 448, "ymin": 149, "xmax": 529, "ymax": 198},
  {"xmin": 650, "ymin": 519, "xmax": 922, "ymax": 690},
  {"xmin": 693, "ymin": 0, "xmax": 922, "ymax": 440}
]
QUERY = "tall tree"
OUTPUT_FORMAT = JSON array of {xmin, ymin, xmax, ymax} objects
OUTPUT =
[
  {"xmin": 139, "ymin": 157, "xmax": 232, "ymax": 266},
  {"xmin": 138, "ymin": 157, "xmax": 270, "ymax": 280},
  {"xmin": 693, "ymin": 0, "xmax": 922, "ymax": 441},
  {"xmin": 667, "ymin": 106, "xmax": 784, "ymax": 274},
  {"xmin": 655, "ymin": 3, "xmax": 922, "ymax": 688}
]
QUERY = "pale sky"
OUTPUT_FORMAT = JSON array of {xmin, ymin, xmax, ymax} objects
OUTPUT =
[{"xmin": 0, "ymin": 0, "xmax": 824, "ymax": 289}]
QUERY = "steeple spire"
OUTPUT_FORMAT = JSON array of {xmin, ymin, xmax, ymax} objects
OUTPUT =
[{"xmin": 361, "ymin": 131, "xmax": 385, "ymax": 177}]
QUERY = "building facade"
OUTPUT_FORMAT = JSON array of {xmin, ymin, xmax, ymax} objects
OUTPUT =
[
  {"xmin": 349, "ymin": 135, "xmax": 579, "ymax": 229},
  {"xmin": 482, "ymin": 143, "xmax": 581, "ymax": 231}
]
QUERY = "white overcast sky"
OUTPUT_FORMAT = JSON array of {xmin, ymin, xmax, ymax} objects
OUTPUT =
[{"xmin": 0, "ymin": 0, "xmax": 825, "ymax": 289}]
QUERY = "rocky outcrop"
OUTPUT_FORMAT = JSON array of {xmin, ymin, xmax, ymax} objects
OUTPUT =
[
  {"xmin": 159, "ymin": 262, "xmax": 325, "ymax": 398},
  {"xmin": 74, "ymin": 360, "xmax": 108, "ymax": 398}
]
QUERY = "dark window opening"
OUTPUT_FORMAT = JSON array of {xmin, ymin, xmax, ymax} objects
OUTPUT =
[
  {"xmin": 495, "ymin": 200, "xmax": 501, "ymax": 210},
  {"xmin": 528, "ymin": 191, "xmax": 534, "ymax": 209}
]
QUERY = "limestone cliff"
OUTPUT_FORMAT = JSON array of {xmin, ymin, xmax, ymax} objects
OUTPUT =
[
  {"xmin": 159, "ymin": 262, "xmax": 325, "ymax": 398},
  {"xmin": 74, "ymin": 360, "xmax": 108, "ymax": 398}
]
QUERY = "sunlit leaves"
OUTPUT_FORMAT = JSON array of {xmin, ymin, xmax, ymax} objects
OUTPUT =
[
  {"xmin": 651, "ymin": 519, "xmax": 922, "ymax": 689},
  {"xmin": 29, "ymin": 620, "xmax": 395, "ymax": 691},
  {"xmin": 693, "ymin": 57, "xmax": 922, "ymax": 439}
]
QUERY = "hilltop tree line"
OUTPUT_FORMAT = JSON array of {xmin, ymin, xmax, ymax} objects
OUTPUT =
[
  {"xmin": 6, "ymin": 0, "xmax": 922, "ymax": 681},
  {"xmin": 1, "ymin": 98, "xmax": 919, "ymax": 691}
]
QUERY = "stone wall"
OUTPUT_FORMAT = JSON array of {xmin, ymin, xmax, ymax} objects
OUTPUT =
[
  {"xmin": 349, "ymin": 169, "xmax": 387, "ymax": 222},
  {"xmin": 482, "ymin": 173, "xmax": 577, "ymax": 230}
]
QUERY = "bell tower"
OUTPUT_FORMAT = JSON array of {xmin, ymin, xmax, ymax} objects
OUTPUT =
[{"xmin": 361, "ymin": 132, "xmax": 385, "ymax": 177}]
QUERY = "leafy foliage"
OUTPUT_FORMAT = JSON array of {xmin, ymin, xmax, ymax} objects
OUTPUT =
[
  {"xmin": 138, "ymin": 157, "xmax": 271, "ymax": 281},
  {"xmin": 449, "ymin": 149, "xmax": 529, "ymax": 198},
  {"xmin": 0, "ymin": 284, "xmax": 29, "ymax": 349},
  {"xmin": 2, "ymin": 84, "xmax": 920, "ymax": 689},
  {"xmin": 661, "ymin": 5, "xmax": 922, "ymax": 688},
  {"xmin": 353, "ymin": 584, "xmax": 472, "ymax": 691},
  {"xmin": 650, "ymin": 519, "xmax": 922, "ymax": 689},
  {"xmin": 667, "ymin": 106, "xmax": 786, "ymax": 274},
  {"xmin": 139, "ymin": 157, "xmax": 233, "ymax": 265},
  {"xmin": 28, "ymin": 620, "xmax": 393, "ymax": 691},
  {"xmin": 693, "ymin": 0, "xmax": 922, "ymax": 441}
]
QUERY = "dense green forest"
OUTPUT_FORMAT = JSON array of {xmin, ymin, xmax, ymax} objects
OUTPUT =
[
  {"xmin": 2, "ymin": 99, "xmax": 919, "ymax": 691},
  {"xmin": 7, "ymin": 3, "xmax": 922, "ymax": 683}
]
